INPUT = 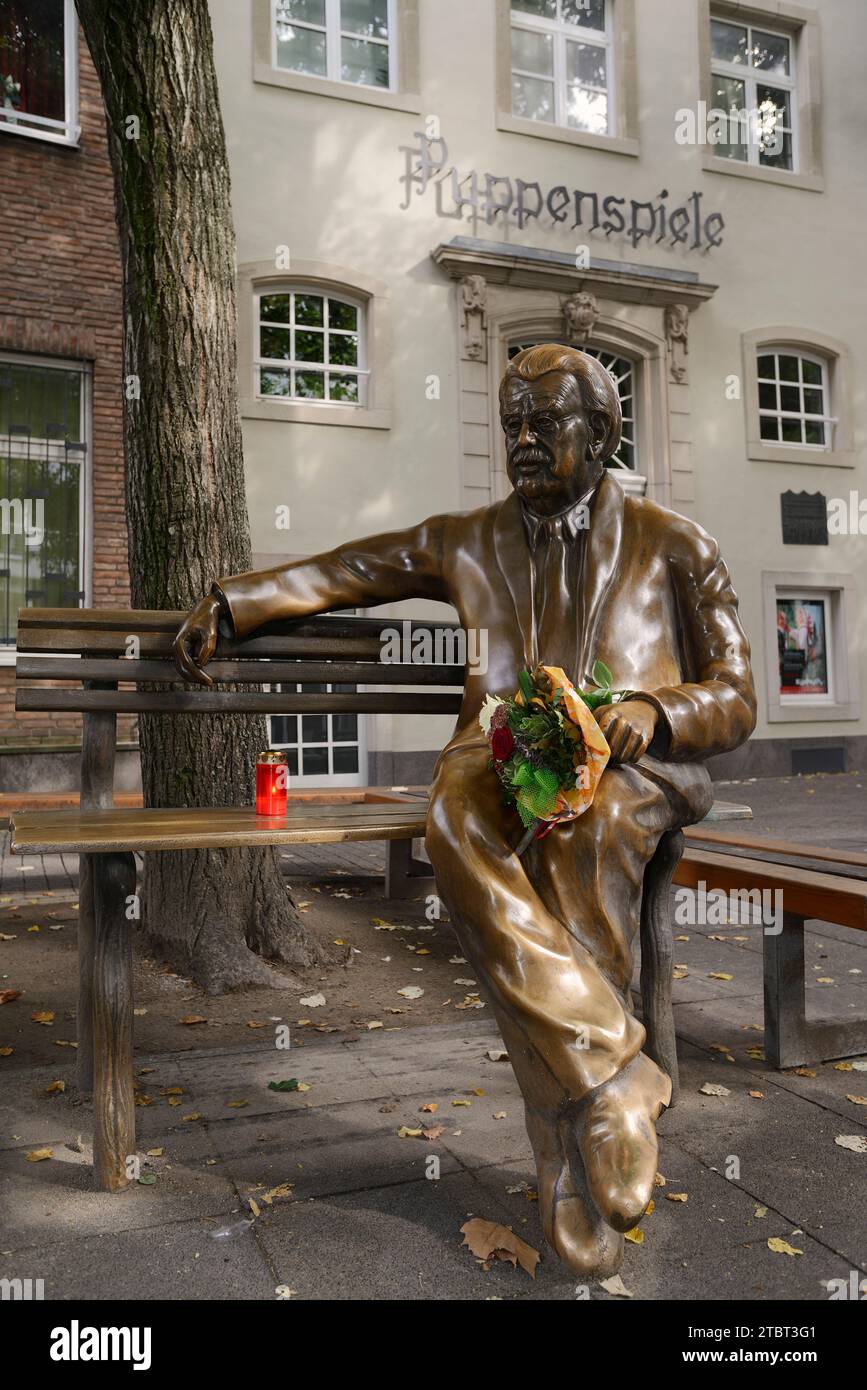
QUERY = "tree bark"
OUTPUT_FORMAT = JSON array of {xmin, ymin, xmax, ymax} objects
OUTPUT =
[{"xmin": 76, "ymin": 0, "xmax": 328, "ymax": 990}]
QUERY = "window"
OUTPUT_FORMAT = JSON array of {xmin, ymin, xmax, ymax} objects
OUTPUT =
[
  {"xmin": 757, "ymin": 349, "xmax": 832, "ymax": 449},
  {"xmin": 508, "ymin": 340, "xmax": 637, "ymax": 471},
  {"xmin": 0, "ymin": 0, "xmax": 79, "ymax": 145},
  {"xmin": 0, "ymin": 355, "xmax": 87, "ymax": 648},
  {"xmin": 270, "ymin": 682, "xmax": 365, "ymax": 785},
  {"xmin": 709, "ymin": 15, "xmax": 795, "ymax": 171},
  {"xmin": 762, "ymin": 573, "xmax": 859, "ymax": 724},
  {"xmin": 274, "ymin": 0, "xmax": 394, "ymax": 91},
  {"xmin": 255, "ymin": 288, "xmax": 367, "ymax": 406},
  {"xmin": 510, "ymin": 0, "xmax": 611, "ymax": 135}
]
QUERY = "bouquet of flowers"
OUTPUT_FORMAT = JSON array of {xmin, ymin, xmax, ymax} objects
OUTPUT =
[{"xmin": 479, "ymin": 661, "xmax": 634, "ymax": 854}]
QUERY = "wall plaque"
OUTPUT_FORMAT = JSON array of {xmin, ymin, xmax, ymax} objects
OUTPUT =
[{"xmin": 781, "ymin": 491, "xmax": 828, "ymax": 546}]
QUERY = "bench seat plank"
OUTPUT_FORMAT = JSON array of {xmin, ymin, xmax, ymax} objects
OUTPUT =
[
  {"xmin": 10, "ymin": 802, "xmax": 429, "ymax": 854},
  {"xmin": 674, "ymin": 847, "xmax": 867, "ymax": 932}
]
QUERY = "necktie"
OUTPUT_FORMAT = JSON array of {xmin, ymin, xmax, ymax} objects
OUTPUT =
[{"xmin": 533, "ymin": 514, "xmax": 580, "ymax": 677}]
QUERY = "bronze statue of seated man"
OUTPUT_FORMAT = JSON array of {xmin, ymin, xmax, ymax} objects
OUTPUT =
[{"xmin": 174, "ymin": 344, "xmax": 756, "ymax": 1276}]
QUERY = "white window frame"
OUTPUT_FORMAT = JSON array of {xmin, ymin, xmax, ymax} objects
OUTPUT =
[
  {"xmin": 756, "ymin": 347, "xmax": 835, "ymax": 452},
  {"xmin": 776, "ymin": 589, "xmax": 835, "ymax": 708},
  {"xmin": 271, "ymin": 0, "xmax": 398, "ymax": 94},
  {"xmin": 0, "ymin": 0, "xmax": 80, "ymax": 146},
  {"xmin": 709, "ymin": 14, "xmax": 799, "ymax": 172},
  {"xmin": 267, "ymin": 680, "xmax": 368, "ymax": 788},
  {"xmin": 0, "ymin": 350, "xmax": 90, "ymax": 663},
  {"xmin": 509, "ymin": 0, "xmax": 614, "ymax": 136},
  {"xmin": 254, "ymin": 284, "xmax": 369, "ymax": 409}
]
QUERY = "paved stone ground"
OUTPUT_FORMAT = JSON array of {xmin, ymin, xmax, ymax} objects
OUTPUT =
[{"xmin": 1, "ymin": 772, "xmax": 865, "ymax": 1301}]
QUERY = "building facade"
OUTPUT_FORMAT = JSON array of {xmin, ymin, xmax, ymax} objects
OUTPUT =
[
  {"xmin": 0, "ymin": 0, "xmax": 129, "ymax": 786},
  {"xmin": 2, "ymin": 0, "xmax": 865, "ymax": 792},
  {"xmin": 211, "ymin": 0, "xmax": 867, "ymax": 785}
]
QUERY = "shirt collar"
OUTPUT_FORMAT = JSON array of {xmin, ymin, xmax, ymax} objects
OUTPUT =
[{"xmin": 521, "ymin": 482, "xmax": 598, "ymax": 551}]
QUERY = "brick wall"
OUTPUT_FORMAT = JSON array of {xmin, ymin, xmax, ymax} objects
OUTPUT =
[{"xmin": 0, "ymin": 27, "xmax": 128, "ymax": 744}]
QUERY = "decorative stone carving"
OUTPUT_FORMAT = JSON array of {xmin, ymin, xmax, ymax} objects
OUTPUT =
[
  {"xmin": 562, "ymin": 290, "xmax": 600, "ymax": 344},
  {"xmin": 460, "ymin": 274, "xmax": 487, "ymax": 362},
  {"xmin": 665, "ymin": 303, "xmax": 690, "ymax": 385}
]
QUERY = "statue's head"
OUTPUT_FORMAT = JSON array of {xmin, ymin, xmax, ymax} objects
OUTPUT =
[{"xmin": 499, "ymin": 344, "xmax": 622, "ymax": 515}]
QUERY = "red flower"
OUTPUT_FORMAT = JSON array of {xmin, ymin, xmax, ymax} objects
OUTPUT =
[{"xmin": 491, "ymin": 725, "xmax": 514, "ymax": 762}]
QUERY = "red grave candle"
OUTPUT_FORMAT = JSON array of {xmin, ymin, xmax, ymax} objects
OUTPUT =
[{"xmin": 256, "ymin": 751, "xmax": 288, "ymax": 816}]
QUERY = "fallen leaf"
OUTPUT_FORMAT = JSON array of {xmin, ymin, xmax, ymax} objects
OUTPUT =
[
  {"xmin": 793, "ymin": 1067, "xmax": 816, "ymax": 1078},
  {"xmin": 654, "ymin": 1173, "xmax": 666, "ymax": 1187},
  {"xmin": 31, "ymin": 1010, "xmax": 54, "ymax": 1025},
  {"xmin": 666, "ymin": 1192, "xmax": 688, "ymax": 1203},
  {"xmin": 299, "ymin": 993, "xmax": 326, "ymax": 1008},
  {"xmin": 178, "ymin": 1015, "xmax": 207, "ymax": 1026},
  {"xmin": 398, "ymin": 1126, "xmax": 423, "ymax": 1138},
  {"xmin": 768, "ymin": 1236, "xmax": 803, "ymax": 1257},
  {"xmin": 749, "ymin": 1090, "xmax": 765, "ymax": 1099},
  {"xmin": 226, "ymin": 1100, "xmax": 249, "ymax": 1109},
  {"xmin": 261, "ymin": 1183, "xmax": 294, "ymax": 1205},
  {"xmin": 366, "ymin": 1021, "xmax": 383, "ymax": 1030},
  {"xmin": 45, "ymin": 1080, "xmax": 65, "ymax": 1095},
  {"xmin": 700, "ymin": 1082, "xmax": 731, "ymax": 1097},
  {"xmin": 422, "ymin": 1125, "xmax": 444, "ymax": 1140},
  {"xmin": 816, "ymin": 978, "xmax": 834, "ymax": 985},
  {"xmin": 710, "ymin": 1044, "xmax": 732, "ymax": 1054},
  {"xmin": 599, "ymin": 1274, "xmax": 633, "ymax": 1298},
  {"xmin": 397, "ymin": 986, "xmax": 424, "ymax": 1000},
  {"xmin": 845, "ymin": 1095, "xmax": 867, "ymax": 1106},
  {"xmin": 181, "ymin": 1113, "xmax": 202, "ymax": 1123},
  {"xmin": 248, "ymin": 1198, "xmax": 261, "ymax": 1219},
  {"xmin": 146, "ymin": 1148, "xmax": 164, "ymax": 1157},
  {"xmin": 833, "ymin": 1061, "xmax": 854, "ymax": 1071},
  {"xmin": 267, "ymin": 1079, "xmax": 302, "ymax": 1093},
  {"xmin": 0, "ymin": 1047, "xmax": 13, "ymax": 1057},
  {"xmin": 0, "ymin": 933, "xmax": 17, "ymax": 941},
  {"xmin": 754, "ymin": 1205, "xmax": 767, "ymax": 1218},
  {"xmin": 835, "ymin": 1134, "xmax": 867, "ymax": 1153},
  {"xmin": 372, "ymin": 919, "xmax": 398, "ymax": 931},
  {"xmin": 486, "ymin": 1050, "xmax": 508, "ymax": 1062},
  {"xmin": 25, "ymin": 1148, "xmax": 53, "ymax": 1162},
  {"xmin": 420, "ymin": 1103, "xmax": 438, "ymax": 1113},
  {"xmin": 493, "ymin": 1111, "xmax": 507, "ymax": 1120},
  {"xmin": 623, "ymin": 1227, "xmax": 644, "ymax": 1245},
  {"xmin": 246, "ymin": 1020, "xmax": 266, "ymax": 1029},
  {"xmin": 452, "ymin": 1099, "xmax": 471, "ymax": 1107},
  {"xmin": 54, "ymin": 1039, "xmax": 77, "ymax": 1048},
  {"xmin": 137, "ymin": 1173, "xmax": 157, "ymax": 1186},
  {"xmin": 460, "ymin": 1218, "xmax": 539, "ymax": 1278},
  {"xmin": 708, "ymin": 972, "xmax": 733, "ymax": 981}
]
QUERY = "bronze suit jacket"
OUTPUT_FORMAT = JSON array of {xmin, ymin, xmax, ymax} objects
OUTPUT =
[{"xmin": 214, "ymin": 472, "xmax": 757, "ymax": 779}]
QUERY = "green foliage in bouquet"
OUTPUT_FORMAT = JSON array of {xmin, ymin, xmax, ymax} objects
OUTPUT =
[{"xmin": 483, "ymin": 661, "xmax": 635, "ymax": 833}]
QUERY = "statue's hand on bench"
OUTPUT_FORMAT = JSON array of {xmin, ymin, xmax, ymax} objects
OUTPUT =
[{"xmin": 173, "ymin": 594, "xmax": 222, "ymax": 686}]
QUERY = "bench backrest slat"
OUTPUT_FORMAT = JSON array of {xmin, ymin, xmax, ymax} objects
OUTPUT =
[{"xmin": 15, "ymin": 607, "xmax": 467, "ymax": 717}]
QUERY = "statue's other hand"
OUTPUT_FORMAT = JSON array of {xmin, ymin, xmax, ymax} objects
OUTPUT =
[
  {"xmin": 172, "ymin": 593, "xmax": 222, "ymax": 687},
  {"xmin": 595, "ymin": 699, "xmax": 657, "ymax": 766}
]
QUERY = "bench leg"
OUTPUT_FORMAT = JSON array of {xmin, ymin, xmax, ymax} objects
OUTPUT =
[
  {"xmin": 77, "ymin": 854, "xmax": 95, "ymax": 1094},
  {"xmin": 385, "ymin": 836, "xmax": 435, "ymax": 900},
  {"xmin": 640, "ymin": 828, "xmax": 684, "ymax": 1105},
  {"xmin": 92, "ymin": 851, "xmax": 137, "ymax": 1192},
  {"xmin": 764, "ymin": 910, "xmax": 867, "ymax": 1068}
]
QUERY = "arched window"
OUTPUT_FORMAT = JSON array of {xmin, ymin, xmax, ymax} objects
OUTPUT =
[
  {"xmin": 254, "ymin": 286, "xmax": 367, "ymax": 407},
  {"xmin": 507, "ymin": 339, "xmax": 637, "ymax": 472}
]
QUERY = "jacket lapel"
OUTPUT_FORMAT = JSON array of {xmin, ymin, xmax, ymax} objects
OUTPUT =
[
  {"xmin": 575, "ymin": 470, "xmax": 625, "ymax": 684},
  {"xmin": 492, "ymin": 490, "xmax": 536, "ymax": 669},
  {"xmin": 491, "ymin": 471, "xmax": 626, "ymax": 682}
]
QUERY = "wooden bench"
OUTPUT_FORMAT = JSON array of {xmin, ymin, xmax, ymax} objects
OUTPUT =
[{"xmin": 9, "ymin": 604, "xmax": 746, "ymax": 1188}]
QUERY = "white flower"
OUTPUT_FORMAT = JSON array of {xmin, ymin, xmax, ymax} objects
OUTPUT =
[{"xmin": 479, "ymin": 693, "xmax": 505, "ymax": 736}]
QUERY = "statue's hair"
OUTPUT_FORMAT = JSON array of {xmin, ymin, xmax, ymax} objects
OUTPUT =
[{"xmin": 501, "ymin": 344, "xmax": 622, "ymax": 460}]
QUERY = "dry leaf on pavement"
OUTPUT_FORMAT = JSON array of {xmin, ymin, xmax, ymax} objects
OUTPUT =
[
  {"xmin": 460, "ymin": 1218, "xmax": 540, "ymax": 1278},
  {"xmin": 768, "ymin": 1237, "xmax": 803, "ymax": 1256}
]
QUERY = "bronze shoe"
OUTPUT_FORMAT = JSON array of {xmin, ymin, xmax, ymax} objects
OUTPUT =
[
  {"xmin": 576, "ymin": 1052, "xmax": 672, "ymax": 1234},
  {"xmin": 525, "ymin": 1104, "xmax": 624, "ymax": 1278}
]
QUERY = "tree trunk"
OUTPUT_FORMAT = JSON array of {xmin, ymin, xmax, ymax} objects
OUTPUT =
[{"xmin": 76, "ymin": 0, "xmax": 328, "ymax": 991}]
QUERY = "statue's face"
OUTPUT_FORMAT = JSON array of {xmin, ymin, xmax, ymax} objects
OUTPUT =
[{"xmin": 500, "ymin": 369, "xmax": 605, "ymax": 515}]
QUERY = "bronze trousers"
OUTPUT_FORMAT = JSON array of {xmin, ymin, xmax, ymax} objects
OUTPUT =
[{"xmin": 425, "ymin": 741, "xmax": 713, "ymax": 1108}]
